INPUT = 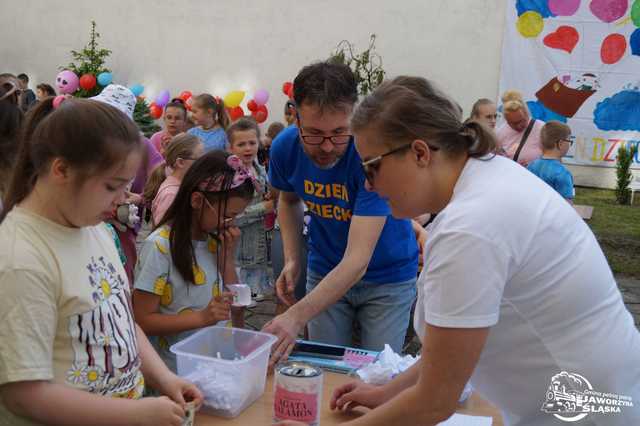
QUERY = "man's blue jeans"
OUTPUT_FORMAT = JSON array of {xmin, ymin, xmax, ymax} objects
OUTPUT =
[{"xmin": 306, "ymin": 269, "xmax": 417, "ymax": 353}]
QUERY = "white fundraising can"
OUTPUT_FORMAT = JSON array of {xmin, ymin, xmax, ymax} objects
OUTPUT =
[{"xmin": 273, "ymin": 361, "xmax": 324, "ymax": 426}]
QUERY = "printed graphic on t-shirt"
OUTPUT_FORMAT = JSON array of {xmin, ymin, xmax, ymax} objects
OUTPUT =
[
  {"xmin": 66, "ymin": 256, "xmax": 143, "ymax": 398},
  {"xmin": 302, "ymin": 180, "xmax": 352, "ymax": 222}
]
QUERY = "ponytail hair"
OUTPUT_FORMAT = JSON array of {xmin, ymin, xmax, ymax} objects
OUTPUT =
[
  {"xmin": 351, "ymin": 76, "xmax": 496, "ymax": 159},
  {"xmin": 143, "ymin": 133, "xmax": 201, "ymax": 203},
  {"xmin": 194, "ymin": 94, "xmax": 230, "ymax": 130},
  {"xmin": 1, "ymin": 98, "xmax": 142, "ymax": 222},
  {"xmin": 0, "ymin": 82, "xmax": 24, "ymax": 195}
]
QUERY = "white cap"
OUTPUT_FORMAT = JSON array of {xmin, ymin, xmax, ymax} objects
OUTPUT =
[{"xmin": 90, "ymin": 84, "xmax": 136, "ymax": 118}]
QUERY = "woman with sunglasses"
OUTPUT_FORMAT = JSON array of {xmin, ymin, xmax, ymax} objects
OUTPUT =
[
  {"xmin": 264, "ymin": 61, "xmax": 420, "ymax": 364},
  {"xmin": 324, "ymin": 76, "xmax": 640, "ymax": 426},
  {"xmin": 527, "ymin": 121, "xmax": 575, "ymax": 203}
]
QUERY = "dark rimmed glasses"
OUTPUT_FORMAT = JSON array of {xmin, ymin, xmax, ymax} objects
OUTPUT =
[
  {"xmin": 361, "ymin": 142, "xmax": 440, "ymax": 184},
  {"xmin": 296, "ymin": 111, "xmax": 352, "ymax": 146}
]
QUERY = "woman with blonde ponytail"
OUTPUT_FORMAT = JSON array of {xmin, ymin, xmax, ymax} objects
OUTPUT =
[
  {"xmin": 327, "ymin": 77, "xmax": 640, "ymax": 426},
  {"xmin": 495, "ymin": 90, "xmax": 544, "ymax": 166}
]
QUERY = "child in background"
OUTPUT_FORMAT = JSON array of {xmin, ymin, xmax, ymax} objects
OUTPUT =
[
  {"xmin": 258, "ymin": 121, "xmax": 285, "ymax": 169},
  {"xmin": 187, "ymin": 94, "xmax": 229, "ymax": 152},
  {"xmin": 227, "ymin": 118, "xmax": 274, "ymax": 301},
  {"xmin": 150, "ymin": 99, "xmax": 187, "ymax": 156},
  {"xmin": 0, "ymin": 98, "xmax": 202, "ymax": 425},
  {"xmin": 35, "ymin": 83, "xmax": 56, "ymax": 100},
  {"xmin": 144, "ymin": 134, "xmax": 204, "ymax": 226},
  {"xmin": 284, "ymin": 100, "xmax": 296, "ymax": 126},
  {"xmin": 133, "ymin": 151, "xmax": 257, "ymax": 371},
  {"xmin": 527, "ymin": 121, "xmax": 575, "ymax": 203}
]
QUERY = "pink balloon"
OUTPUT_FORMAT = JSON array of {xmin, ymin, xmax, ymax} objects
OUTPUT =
[
  {"xmin": 55, "ymin": 70, "xmax": 79, "ymax": 94},
  {"xmin": 254, "ymin": 89, "xmax": 269, "ymax": 106},
  {"xmin": 549, "ymin": 0, "xmax": 581, "ymax": 16}
]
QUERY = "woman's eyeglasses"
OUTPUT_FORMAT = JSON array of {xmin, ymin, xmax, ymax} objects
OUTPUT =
[{"xmin": 361, "ymin": 142, "xmax": 439, "ymax": 185}]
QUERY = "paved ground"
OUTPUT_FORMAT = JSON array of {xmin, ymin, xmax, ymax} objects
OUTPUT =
[{"xmin": 244, "ymin": 274, "xmax": 640, "ymax": 356}]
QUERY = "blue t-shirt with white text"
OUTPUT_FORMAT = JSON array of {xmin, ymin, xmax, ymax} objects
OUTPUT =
[
  {"xmin": 269, "ymin": 126, "xmax": 418, "ymax": 284},
  {"xmin": 527, "ymin": 158, "xmax": 574, "ymax": 199}
]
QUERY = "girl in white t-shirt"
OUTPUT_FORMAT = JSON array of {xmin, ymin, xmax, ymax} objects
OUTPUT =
[
  {"xmin": 0, "ymin": 98, "xmax": 202, "ymax": 426},
  {"xmin": 133, "ymin": 151, "xmax": 258, "ymax": 371},
  {"xmin": 328, "ymin": 77, "xmax": 640, "ymax": 426}
]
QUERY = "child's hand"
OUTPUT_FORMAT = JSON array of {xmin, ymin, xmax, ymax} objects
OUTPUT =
[
  {"xmin": 220, "ymin": 225, "xmax": 241, "ymax": 255},
  {"xmin": 124, "ymin": 191, "xmax": 144, "ymax": 205},
  {"xmin": 160, "ymin": 133, "xmax": 173, "ymax": 155},
  {"xmin": 200, "ymin": 292, "xmax": 233, "ymax": 325},
  {"xmin": 134, "ymin": 396, "xmax": 184, "ymax": 426},
  {"xmin": 263, "ymin": 199, "xmax": 275, "ymax": 213},
  {"xmin": 157, "ymin": 373, "xmax": 204, "ymax": 410}
]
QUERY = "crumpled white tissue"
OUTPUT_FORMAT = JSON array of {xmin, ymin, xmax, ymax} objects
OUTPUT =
[
  {"xmin": 356, "ymin": 344, "xmax": 473, "ymax": 403},
  {"xmin": 356, "ymin": 344, "xmax": 418, "ymax": 385}
]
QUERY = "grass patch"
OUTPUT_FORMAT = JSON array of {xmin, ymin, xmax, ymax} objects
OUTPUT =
[{"xmin": 575, "ymin": 187, "xmax": 640, "ymax": 278}]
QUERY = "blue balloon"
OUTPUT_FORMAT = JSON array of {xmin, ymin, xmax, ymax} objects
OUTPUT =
[
  {"xmin": 97, "ymin": 72, "xmax": 112, "ymax": 86},
  {"xmin": 130, "ymin": 84, "xmax": 144, "ymax": 97}
]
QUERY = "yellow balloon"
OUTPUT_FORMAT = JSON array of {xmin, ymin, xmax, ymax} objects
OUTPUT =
[
  {"xmin": 517, "ymin": 11, "xmax": 544, "ymax": 38},
  {"xmin": 223, "ymin": 91, "xmax": 245, "ymax": 108}
]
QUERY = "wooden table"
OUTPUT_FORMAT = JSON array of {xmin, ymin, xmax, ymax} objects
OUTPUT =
[{"xmin": 197, "ymin": 371, "xmax": 503, "ymax": 425}]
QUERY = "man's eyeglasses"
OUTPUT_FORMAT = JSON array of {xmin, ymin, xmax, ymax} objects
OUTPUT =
[
  {"xmin": 559, "ymin": 138, "xmax": 574, "ymax": 146},
  {"xmin": 361, "ymin": 142, "xmax": 439, "ymax": 185},
  {"xmin": 296, "ymin": 112, "xmax": 352, "ymax": 146},
  {"xmin": 300, "ymin": 134, "xmax": 352, "ymax": 146}
]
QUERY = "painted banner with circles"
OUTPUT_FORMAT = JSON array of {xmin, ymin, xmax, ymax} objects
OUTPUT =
[{"xmin": 499, "ymin": 0, "xmax": 640, "ymax": 169}]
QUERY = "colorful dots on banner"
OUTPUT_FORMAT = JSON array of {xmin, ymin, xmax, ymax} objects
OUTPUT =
[
  {"xmin": 590, "ymin": 0, "xmax": 629, "ymax": 23},
  {"xmin": 517, "ymin": 11, "xmax": 545, "ymax": 37},
  {"xmin": 631, "ymin": 29, "xmax": 640, "ymax": 55},
  {"xmin": 601, "ymin": 33, "xmax": 627, "ymax": 64},
  {"xmin": 544, "ymin": 25, "xmax": 580, "ymax": 52},
  {"xmin": 549, "ymin": 0, "xmax": 581, "ymax": 16},
  {"xmin": 516, "ymin": 0, "xmax": 555, "ymax": 18},
  {"xmin": 633, "ymin": 0, "xmax": 640, "ymax": 26}
]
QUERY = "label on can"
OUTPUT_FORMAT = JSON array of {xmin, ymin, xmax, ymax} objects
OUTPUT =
[
  {"xmin": 274, "ymin": 362, "xmax": 323, "ymax": 425},
  {"xmin": 274, "ymin": 385, "xmax": 319, "ymax": 423}
]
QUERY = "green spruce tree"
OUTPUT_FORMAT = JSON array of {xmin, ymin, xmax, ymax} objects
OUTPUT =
[
  {"xmin": 134, "ymin": 98, "xmax": 161, "ymax": 138},
  {"xmin": 62, "ymin": 20, "xmax": 112, "ymax": 98},
  {"xmin": 615, "ymin": 144, "xmax": 638, "ymax": 204}
]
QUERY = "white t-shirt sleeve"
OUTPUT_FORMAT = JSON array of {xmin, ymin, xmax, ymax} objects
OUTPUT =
[
  {"xmin": 0, "ymin": 268, "xmax": 57, "ymax": 385},
  {"xmin": 421, "ymin": 230, "xmax": 509, "ymax": 328}
]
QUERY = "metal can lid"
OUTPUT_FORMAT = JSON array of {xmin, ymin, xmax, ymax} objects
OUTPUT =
[{"xmin": 278, "ymin": 361, "xmax": 322, "ymax": 378}]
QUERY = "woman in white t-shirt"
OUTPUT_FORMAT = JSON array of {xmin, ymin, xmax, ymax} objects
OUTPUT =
[
  {"xmin": 327, "ymin": 77, "xmax": 640, "ymax": 426},
  {"xmin": 0, "ymin": 98, "xmax": 202, "ymax": 426}
]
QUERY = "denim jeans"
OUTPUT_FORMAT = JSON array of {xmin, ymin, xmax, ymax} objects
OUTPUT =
[{"xmin": 306, "ymin": 269, "xmax": 417, "ymax": 353}]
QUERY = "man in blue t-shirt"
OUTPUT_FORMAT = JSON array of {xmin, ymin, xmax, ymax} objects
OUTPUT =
[
  {"xmin": 264, "ymin": 62, "xmax": 420, "ymax": 362},
  {"xmin": 527, "ymin": 121, "xmax": 575, "ymax": 202}
]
